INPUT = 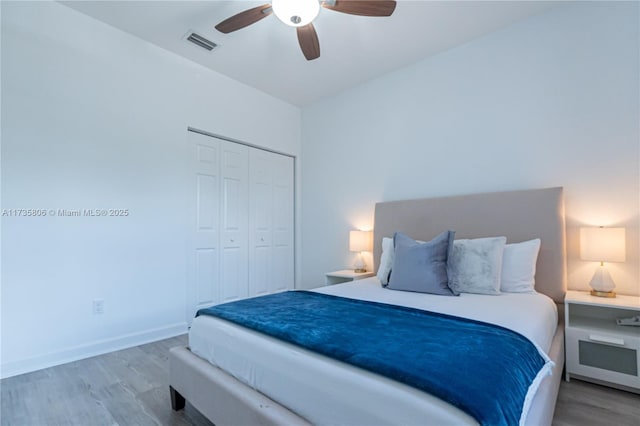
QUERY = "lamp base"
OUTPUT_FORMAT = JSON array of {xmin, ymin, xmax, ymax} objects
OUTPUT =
[
  {"xmin": 353, "ymin": 252, "xmax": 367, "ymax": 274},
  {"xmin": 590, "ymin": 290, "xmax": 616, "ymax": 298},
  {"xmin": 589, "ymin": 265, "xmax": 616, "ymax": 297}
]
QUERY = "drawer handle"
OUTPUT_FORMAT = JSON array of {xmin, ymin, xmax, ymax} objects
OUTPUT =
[{"xmin": 588, "ymin": 334, "xmax": 625, "ymax": 346}]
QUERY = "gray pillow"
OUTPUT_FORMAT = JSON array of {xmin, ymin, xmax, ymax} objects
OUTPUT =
[
  {"xmin": 448, "ymin": 237, "xmax": 507, "ymax": 295},
  {"xmin": 386, "ymin": 231, "xmax": 458, "ymax": 296}
]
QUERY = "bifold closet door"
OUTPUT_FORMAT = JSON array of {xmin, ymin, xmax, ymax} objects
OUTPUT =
[
  {"xmin": 187, "ymin": 130, "xmax": 293, "ymax": 320},
  {"xmin": 249, "ymin": 149, "xmax": 294, "ymax": 295},
  {"xmin": 187, "ymin": 131, "xmax": 221, "ymax": 318},
  {"xmin": 187, "ymin": 133, "xmax": 249, "ymax": 319}
]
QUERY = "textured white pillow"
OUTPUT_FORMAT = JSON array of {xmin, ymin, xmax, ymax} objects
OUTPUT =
[
  {"xmin": 448, "ymin": 237, "xmax": 507, "ymax": 295},
  {"xmin": 377, "ymin": 237, "xmax": 394, "ymax": 284},
  {"xmin": 500, "ymin": 239, "xmax": 541, "ymax": 293}
]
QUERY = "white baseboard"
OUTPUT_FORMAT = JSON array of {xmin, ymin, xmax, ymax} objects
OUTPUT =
[{"xmin": 1, "ymin": 322, "xmax": 188, "ymax": 379}]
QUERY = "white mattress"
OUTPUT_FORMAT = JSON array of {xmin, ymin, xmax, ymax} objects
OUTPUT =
[{"xmin": 189, "ymin": 278, "xmax": 558, "ymax": 425}]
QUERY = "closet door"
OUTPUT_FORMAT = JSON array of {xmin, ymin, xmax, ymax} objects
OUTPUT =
[
  {"xmin": 219, "ymin": 141, "xmax": 249, "ymax": 302},
  {"xmin": 249, "ymin": 149, "xmax": 274, "ymax": 296},
  {"xmin": 187, "ymin": 130, "xmax": 293, "ymax": 320},
  {"xmin": 270, "ymin": 153, "xmax": 294, "ymax": 292},
  {"xmin": 249, "ymin": 149, "xmax": 294, "ymax": 295},
  {"xmin": 187, "ymin": 131, "xmax": 221, "ymax": 319}
]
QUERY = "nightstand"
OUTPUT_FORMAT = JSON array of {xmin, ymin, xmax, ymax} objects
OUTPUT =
[
  {"xmin": 565, "ymin": 290, "xmax": 640, "ymax": 393},
  {"xmin": 325, "ymin": 270, "xmax": 375, "ymax": 286}
]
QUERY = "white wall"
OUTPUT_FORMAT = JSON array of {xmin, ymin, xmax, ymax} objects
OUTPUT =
[
  {"xmin": 301, "ymin": 2, "xmax": 640, "ymax": 296},
  {"xmin": 1, "ymin": 1, "xmax": 301, "ymax": 377}
]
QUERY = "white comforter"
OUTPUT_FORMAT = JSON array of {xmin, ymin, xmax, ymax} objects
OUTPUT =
[{"xmin": 189, "ymin": 278, "xmax": 558, "ymax": 425}]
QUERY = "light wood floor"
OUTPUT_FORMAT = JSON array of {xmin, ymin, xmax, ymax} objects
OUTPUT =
[{"xmin": 2, "ymin": 335, "xmax": 638, "ymax": 425}]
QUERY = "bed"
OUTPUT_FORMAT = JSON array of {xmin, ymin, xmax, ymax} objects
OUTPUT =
[{"xmin": 170, "ymin": 187, "xmax": 567, "ymax": 425}]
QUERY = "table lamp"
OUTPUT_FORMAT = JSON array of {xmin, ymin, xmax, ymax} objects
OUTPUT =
[
  {"xmin": 349, "ymin": 230, "xmax": 372, "ymax": 273},
  {"xmin": 580, "ymin": 227, "xmax": 626, "ymax": 297}
]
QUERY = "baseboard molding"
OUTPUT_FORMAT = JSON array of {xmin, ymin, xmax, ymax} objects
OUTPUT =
[{"xmin": 1, "ymin": 322, "xmax": 188, "ymax": 379}]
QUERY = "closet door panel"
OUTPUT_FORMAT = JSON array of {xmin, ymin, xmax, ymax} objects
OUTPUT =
[
  {"xmin": 251, "ymin": 246, "xmax": 270, "ymax": 296},
  {"xmin": 195, "ymin": 249, "xmax": 216, "ymax": 305},
  {"xmin": 220, "ymin": 141, "xmax": 249, "ymax": 302},
  {"xmin": 249, "ymin": 149, "xmax": 273, "ymax": 296},
  {"xmin": 220, "ymin": 247, "xmax": 242, "ymax": 302},
  {"xmin": 271, "ymin": 154, "xmax": 294, "ymax": 292},
  {"xmin": 188, "ymin": 132, "xmax": 221, "ymax": 319}
]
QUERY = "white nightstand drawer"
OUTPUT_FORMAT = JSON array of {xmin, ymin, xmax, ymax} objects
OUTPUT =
[{"xmin": 566, "ymin": 328, "xmax": 640, "ymax": 389}]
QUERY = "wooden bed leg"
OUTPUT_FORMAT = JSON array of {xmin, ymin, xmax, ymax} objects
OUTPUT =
[{"xmin": 170, "ymin": 386, "xmax": 186, "ymax": 411}]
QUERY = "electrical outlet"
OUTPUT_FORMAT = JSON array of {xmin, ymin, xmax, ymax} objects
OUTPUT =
[{"xmin": 93, "ymin": 299, "xmax": 104, "ymax": 315}]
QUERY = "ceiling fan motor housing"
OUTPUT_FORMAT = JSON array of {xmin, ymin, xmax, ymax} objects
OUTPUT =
[{"xmin": 272, "ymin": 0, "xmax": 320, "ymax": 27}]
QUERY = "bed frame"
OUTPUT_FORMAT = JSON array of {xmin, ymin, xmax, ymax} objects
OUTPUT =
[{"xmin": 170, "ymin": 187, "xmax": 567, "ymax": 425}]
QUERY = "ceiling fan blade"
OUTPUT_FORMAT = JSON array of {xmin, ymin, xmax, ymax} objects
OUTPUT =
[
  {"xmin": 215, "ymin": 3, "xmax": 272, "ymax": 34},
  {"xmin": 297, "ymin": 23, "xmax": 320, "ymax": 61},
  {"xmin": 322, "ymin": 0, "xmax": 396, "ymax": 17}
]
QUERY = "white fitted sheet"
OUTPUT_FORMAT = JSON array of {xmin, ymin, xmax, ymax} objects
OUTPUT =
[{"xmin": 189, "ymin": 278, "xmax": 558, "ymax": 425}]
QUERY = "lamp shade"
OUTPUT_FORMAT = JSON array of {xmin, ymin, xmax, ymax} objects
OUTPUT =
[
  {"xmin": 580, "ymin": 227, "xmax": 626, "ymax": 262},
  {"xmin": 349, "ymin": 230, "xmax": 372, "ymax": 253}
]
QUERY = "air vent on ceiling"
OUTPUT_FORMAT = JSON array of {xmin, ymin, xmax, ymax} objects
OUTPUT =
[{"xmin": 186, "ymin": 32, "xmax": 217, "ymax": 52}]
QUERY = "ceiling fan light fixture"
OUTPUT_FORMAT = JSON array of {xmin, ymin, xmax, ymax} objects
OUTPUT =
[{"xmin": 272, "ymin": 0, "xmax": 320, "ymax": 27}]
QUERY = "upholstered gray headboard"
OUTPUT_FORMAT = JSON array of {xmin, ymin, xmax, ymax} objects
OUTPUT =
[{"xmin": 373, "ymin": 187, "xmax": 567, "ymax": 303}]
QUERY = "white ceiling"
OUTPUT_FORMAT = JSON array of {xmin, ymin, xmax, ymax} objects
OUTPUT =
[{"xmin": 60, "ymin": 0, "xmax": 559, "ymax": 106}]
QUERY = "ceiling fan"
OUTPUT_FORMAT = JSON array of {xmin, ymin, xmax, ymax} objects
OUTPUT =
[{"xmin": 215, "ymin": 0, "xmax": 397, "ymax": 61}]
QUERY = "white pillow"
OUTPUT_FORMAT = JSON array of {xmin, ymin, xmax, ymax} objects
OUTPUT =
[
  {"xmin": 500, "ymin": 239, "xmax": 541, "ymax": 293},
  {"xmin": 377, "ymin": 237, "xmax": 394, "ymax": 284},
  {"xmin": 448, "ymin": 237, "xmax": 507, "ymax": 295}
]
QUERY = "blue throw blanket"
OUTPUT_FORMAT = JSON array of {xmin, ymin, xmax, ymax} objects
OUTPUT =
[{"xmin": 197, "ymin": 291, "xmax": 552, "ymax": 426}]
